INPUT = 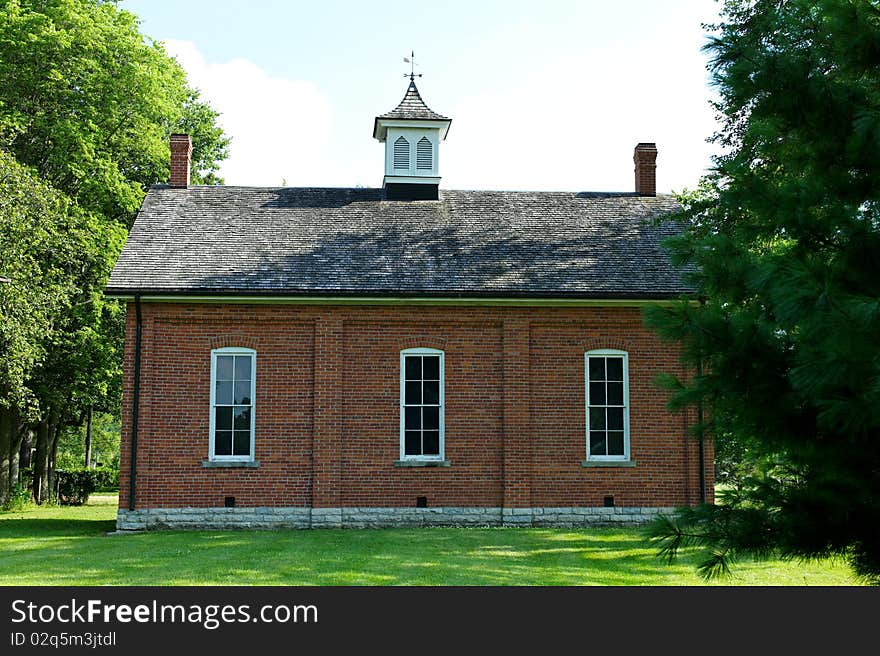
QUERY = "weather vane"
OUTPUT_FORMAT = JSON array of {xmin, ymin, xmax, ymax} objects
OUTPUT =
[{"xmin": 403, "ymin": 51, "xmax": 422, "ymax": 81}]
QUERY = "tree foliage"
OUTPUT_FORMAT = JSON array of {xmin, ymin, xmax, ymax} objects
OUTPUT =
[
  {"xmin": 645, "ymin": 0, "xmax": 880, "ymax": 583},
  {"xmin": 0, "ymin": 149, "xmax": 85, "ymax": 415},
  {"xmin": 0, "ymin": 0, "xmax": 229, "ymax": 224}
]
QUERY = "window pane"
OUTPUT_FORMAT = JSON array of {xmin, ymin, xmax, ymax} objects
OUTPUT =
[
  {"xmin": 423, "ymin": 431, "xmax": 440, "ymax": 455},
  {"xmin": 608, "ymin": 431, "xmax": 625, "ymax": 456},
  {"xmin": 215, "ymin": 381, "xmax": 234, "ymax": 405},
  {"xmin": 589, "ymin": 357, "xmax": 605, "ymax": 381},
  {"xmin": 234, "ymin": 355, "xmax": 252, "ymax": 381},
  {"xmin": 234, "ymin": 380, "xmax": 252, "ymax": 405},
  {"xmin": 422, "ymin": 431, "xmax": 440, "ymax": 456},
  {"xmin": 405, "ymin": 381, "xmax": 421, "ymax": 405},
  {"xmin": 233, "ymin": 406, "xmax": 251, "ymax": 430},
  {"xmin": 607, "ymin": 357, "xmax": 623, "ymax": 382},
  {"xmin": 589, "ymin": 382, "xmax": 606, "ymax": 405},
  {"xmin": 404, "ymin": 431, "xmax": 421, "ymax": 456},
  {"xmin": 405, "ymin": 407, "xmax": 421, "ymax": 430},
  {"xmin": 423, "ymin": 381, "xmax": 440, "ymax": 404},
  {"xmin": 233, "ymin": 430, "xmax": 251, "ymax": 456},
  {"xmin": 215, "ymin": 431, "xmax": 232, "ymax": 456},
  {"xmin": 590, "ymin": 431, "xmax": 607, "ymax": 456},
  {"xmin": 423, "ymin": 356, "xmax": 440, "ymax": 380},
  {"xmin": 405, "ymin": 357, "xmax": 421, "ymax": 381},
  {"xmin": 608, "ymin": 407, "xmax": 624, "ymax": 431},
  {"xmin": 215, "ymin": 407, "xmax": 233, "ymax": 431},
  {"xmin": 607, "ymin": 382, "xmax": 624, "ymax": 406},
  {"xmin": 216, "ymin": 356, "xmax": 234, "ymax": 380},
  {"xmin": 423, "ymin": 406, "xmax": 439, "ymax": 430},
  {"xmin": 589, "ymin": 407, "xmax": 606, "ymax": 430}
]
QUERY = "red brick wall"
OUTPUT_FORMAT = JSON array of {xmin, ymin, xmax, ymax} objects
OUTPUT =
[
  {"xmin": 634, "ymin": 143, "xmax": 658, "ymax": 196},
  {"xmin": 529, "ymin": 321, "xmax": 708, "ymax": 507},
  {"xmin": 119, "ymin": 303, "xmax": 713, "ymax": 510},
  {"xmin": 169, "ymin": 134, "xmax": 191, "ymax": 188}
]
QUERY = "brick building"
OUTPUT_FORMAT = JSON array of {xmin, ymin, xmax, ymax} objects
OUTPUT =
[{"xmin": 106, "ymin": 80, "xmax": 712, "ymax": 530}]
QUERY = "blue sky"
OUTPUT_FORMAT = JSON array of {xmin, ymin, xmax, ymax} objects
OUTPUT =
[{"xmin": 122, "ymin": 0, "xmax": 723, "ymax": 192}]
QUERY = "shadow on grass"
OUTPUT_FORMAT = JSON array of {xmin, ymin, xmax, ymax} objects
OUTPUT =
[{"xmin": 0, "ymin": 517, "xmax": 117, "ymax": 538}]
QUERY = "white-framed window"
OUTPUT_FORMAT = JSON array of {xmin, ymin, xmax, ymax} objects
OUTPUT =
[
  {"xmin": 585, "ymin": 349, "xmax": 630, "ymax": 461},
  {"xmin": 209, "ymin": 347, "xmax": 256, "ymax": 461},
  {"xmin": 400, "ymin": 348, "xmax": 444, "ymax": 460}
]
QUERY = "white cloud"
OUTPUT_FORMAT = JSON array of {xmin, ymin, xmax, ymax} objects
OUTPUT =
[
  {"xmin": 443, "ymin": 49, "xmax": 718, "ymax": 194},
  {"xmin": 164, "ymin": 39, "xmax": 333, "ymax": 187}
]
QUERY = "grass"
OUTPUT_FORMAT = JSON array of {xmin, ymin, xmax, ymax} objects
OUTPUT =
[{"xmin": 0, "ymin": 495, "xmax": 859, "ymax": 586}]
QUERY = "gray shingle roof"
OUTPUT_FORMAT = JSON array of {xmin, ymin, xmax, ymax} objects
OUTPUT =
[
  {"xmin": 377, "ymin": 80, "xmax": 448, "ymax": 121},
  {"xmin": 105, "ymin": 186, "xmax": 693, "ymax": 299}
]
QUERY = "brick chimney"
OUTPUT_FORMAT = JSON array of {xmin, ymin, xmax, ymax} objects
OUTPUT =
[
  {"xmin": 169, "ymin": 134, "xmax": 192, "ymax": 188},
  {"xmin": 634, "ymin": 142, "xmax": 657, "ymax": 196}
]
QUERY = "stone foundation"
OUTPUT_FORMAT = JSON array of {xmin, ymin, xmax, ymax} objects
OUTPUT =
[{"xmin": 116, "ymin": 506, "xmax": 675, "ymax": 531}]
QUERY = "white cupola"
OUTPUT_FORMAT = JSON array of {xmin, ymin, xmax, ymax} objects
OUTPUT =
[{"xmin": 373, "ymin": 77, "xmax": 451, "ymax": 200}]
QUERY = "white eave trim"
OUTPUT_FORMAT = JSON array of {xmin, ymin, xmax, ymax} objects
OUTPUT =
[
  {"xmin": 103, "ymin": 294, "xmax": 692, "ymax": 307},
  {"xmin": 374, "ymin": 118, "xmax": 451, "ymax": 141}
]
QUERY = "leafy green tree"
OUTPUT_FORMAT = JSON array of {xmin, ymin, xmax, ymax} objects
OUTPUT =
[
  {"xmin": 0, "ymin": 0, "xmax": 229, "ymax": 224},
  {"xmin": 645, "ymin": 0, "xmax": 880, "ymax": 583},
  {"xmin": 0, "ymin": 149, "xmax": 124, "ymax": 504},
  {"xmin": 55, "ymin": 413, "xmax": 120, "ymax": 471}
]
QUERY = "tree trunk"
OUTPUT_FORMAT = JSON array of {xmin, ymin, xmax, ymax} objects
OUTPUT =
[
  {"xmin": 8, "ymin": 413, "xmax": 22, "ymax": 500},
  {"xmin": 19, "ymin": 427, "xmax": 32, "ymax": 470},
  {"xmin": 33, "ymin": 420, "xmax": 49, "ymax": 504},
  {"xmin": 84, "ymin": 406, "xmax": 93, "ymax": 469},
  {"xmin": 0, "ymin": 408, "xmax": 11, "ymax": 506},
  {"xmin": 47, "ymin": 419, "xmax": 60, "ymax": 501},
  {"xmin": 8, "ymin": 448, "xmax": 19, "ymax": 501}
]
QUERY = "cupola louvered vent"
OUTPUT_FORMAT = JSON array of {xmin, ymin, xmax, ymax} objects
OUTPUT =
[
  {"xmin": 393, "ymin": 136, "xmax": 410, "ymax": 170},
  {"xmin": 416, "ymin": 137, "xmax": 433, "ymax": 170}
]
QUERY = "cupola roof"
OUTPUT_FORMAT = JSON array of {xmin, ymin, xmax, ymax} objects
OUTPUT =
[
  {"xmin": 373, "ymin": 79, "xmax": 451, "ymax": 141},
  {"xmin": 378, "ymin": 79, "xmax": 448, "ymax": 121}
]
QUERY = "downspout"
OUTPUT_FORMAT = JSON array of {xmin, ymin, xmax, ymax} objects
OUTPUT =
[
  {"xmin": 697, "ymin": 296, "xmax": 707, "ymax": 504},
  {"xmin": 697, "ymin": 353, "xmax": 706, "ymax": 504},
  {"xmin": 128, "ymin": 296, "xmax": 143, "ymax": 511}
]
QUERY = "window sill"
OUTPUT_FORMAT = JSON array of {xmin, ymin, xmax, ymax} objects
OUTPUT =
[
  {"xmin": 394, "ymin": 459, "xmax": 451, "ymax": 468},
  {"xmin": 581, "ymin": 459, "xmax": 637, "ymax": 468},
  {"xmin": 202, "ymin": 460, "xmax": 261, "ymax": 468}
]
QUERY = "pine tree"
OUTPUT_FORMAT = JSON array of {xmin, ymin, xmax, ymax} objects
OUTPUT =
[{"xmin": 645, "ymin": 0, "xmax": 880, "ymax": 582}]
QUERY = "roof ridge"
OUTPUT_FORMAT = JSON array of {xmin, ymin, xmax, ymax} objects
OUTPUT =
[{"xmin": 149, "ymin": 185, "xmax": 676, "ymax": 198}]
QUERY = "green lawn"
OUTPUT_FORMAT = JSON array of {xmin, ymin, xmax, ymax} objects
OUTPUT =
[{"xmin": 0, "ymin": 495, "xmax": 859, "ymax": 586}]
